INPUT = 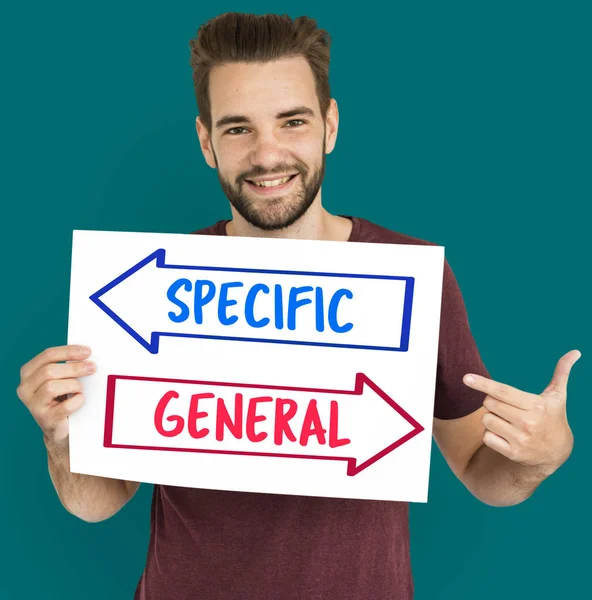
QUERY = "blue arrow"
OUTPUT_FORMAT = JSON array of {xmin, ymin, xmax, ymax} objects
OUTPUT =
[{"xmin": 89, "ymin": 248, "xmax": 415, "ymax": 354}]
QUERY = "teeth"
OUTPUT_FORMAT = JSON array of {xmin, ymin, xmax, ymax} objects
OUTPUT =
[{"xmin": 252, "ymin": 176, "xmax": 292, "ymax": 187}]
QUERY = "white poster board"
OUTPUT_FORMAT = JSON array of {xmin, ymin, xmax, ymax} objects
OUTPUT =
[{"xmin": 67, "ymin": 229, "xmax": 444, "ymax": 502}]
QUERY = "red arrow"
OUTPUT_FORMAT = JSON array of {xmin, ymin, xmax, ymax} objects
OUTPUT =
[{"xmin": 104, "ymin": 372, "xmax": 425, "ymax": 476}]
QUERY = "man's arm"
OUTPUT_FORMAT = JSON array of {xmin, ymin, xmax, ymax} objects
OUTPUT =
[
  {"xmin": 433, "ymin": 350, "xmax": 578, "ymax": 507},
  {"xmin": 17, "ymin": 344, "xmax": 141, "ymax": 523},
  {"xmin": 45, "ymin": 435, "xmax": 140, "ymax": 522},
  {"xmin": 434, "ymin": 409, "xmax": 556, "ymax": 507}
]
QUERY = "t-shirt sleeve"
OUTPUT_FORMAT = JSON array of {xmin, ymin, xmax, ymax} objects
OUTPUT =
[{"xmin": 434, "ymin": 259, "xmax": 490, "ymax": 419}]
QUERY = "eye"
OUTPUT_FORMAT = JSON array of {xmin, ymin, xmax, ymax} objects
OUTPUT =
[
  {"xmin": 285, "ymin": 119, "xmax": 305, "ymax": 127},
  {"xmin": 225, "ymin": 127, "xmax": 249, "ymax": 135}
]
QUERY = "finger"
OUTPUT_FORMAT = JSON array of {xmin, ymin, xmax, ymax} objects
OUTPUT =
[
  {"xmin": 483, "ymin": 396, "xmax": 526, "ymax": 425},
  {"xmin": 22, "ymin": 360, "xmax": 95, "ymax": 399},
  {"xmin": 34, "ymin": 378, "xmax": 84, "ymax": 409},
  {"xmin": 482, "ymin": 430, "xmax": 513, "ymax": 460},
  {"xmin": 481, "ymin": 411, "xmax": 523, "ymax": 444},
  {"xmin": 53, "ymin": 392, "xmax": 85, "ymax": 421},
  {"xmin": 20, "ymin": 345, "xmax": 91, "ymax": 381},
  {"xmin": 542, "ymin": 349, "xmax": 581, "ymax": 397},
  {"xmin": 463, "ymin": 374, "xmax": 533, "ymax": 409},
  {"xmin": 41, "ymin": 393, "xmax": 86, "ymax": 438}
]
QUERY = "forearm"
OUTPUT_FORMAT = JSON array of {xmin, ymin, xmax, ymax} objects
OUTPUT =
[
  {"xmin": 462, "ymin": 443, "xmax": 555, "ymax": 507},
  {"xmin": 45, "ymin": 435, "xmax": 133, "ymax": 522}
]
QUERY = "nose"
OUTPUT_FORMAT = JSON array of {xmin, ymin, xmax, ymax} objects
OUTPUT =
[{"xmin": 248, "ymin": 130, "xmax": 287, "ymax": 171}]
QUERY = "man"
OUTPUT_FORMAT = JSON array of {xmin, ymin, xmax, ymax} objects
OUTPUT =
[{"xmin": 16, "ymin": 12, "xmax": 579, "ymax": 600}]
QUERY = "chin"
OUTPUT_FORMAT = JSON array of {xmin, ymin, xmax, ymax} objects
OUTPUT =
[
  {"xmin": 231, "ymin": 189, "xmax": 310, "ymax": 231},
  {"xmin": 223, "ymin": 170, "xmax": 322, "ymax": 232},
  {"xmin": 245, "ymin": 205, "xmax": 307, "ymax": 231}
]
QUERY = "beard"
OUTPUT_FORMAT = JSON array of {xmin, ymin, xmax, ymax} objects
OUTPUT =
[{"xmin": 212, "ymin": 138, "xmax": 326, "ymax": 232}]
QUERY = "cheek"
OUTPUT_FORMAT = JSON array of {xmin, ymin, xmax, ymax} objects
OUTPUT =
[
  {"xmin": 215, "ymin": 152, "xmax": 245, "ymax": 179},
  {"xmin": 214, "ymin": 136, "xmax": 244, "ymax": 161},
  {"xmin": 288, "ymin": 135, "xmax": 324, "ymax": 166},
  {"xmin": 291, "ymin": 128, "xmax": 324, "ymax": 149}
]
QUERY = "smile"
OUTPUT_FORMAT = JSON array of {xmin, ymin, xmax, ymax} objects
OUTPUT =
[{"xmin": 244, "ymin": 174, "xmax": 299, "ymax": 195}]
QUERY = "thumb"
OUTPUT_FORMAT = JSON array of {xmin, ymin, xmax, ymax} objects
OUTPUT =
[{"xmin": 542, "ymin": 350, "xmax": 581, "ymax": 397}]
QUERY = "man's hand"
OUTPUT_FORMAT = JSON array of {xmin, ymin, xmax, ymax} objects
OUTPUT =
[
  {"xmin": 463, "ymin": 350, "xmax": 580, "ymax": 475},
  {"xmin": 16, "ymin": 344, "xmax": 96, "ymax": 447}
]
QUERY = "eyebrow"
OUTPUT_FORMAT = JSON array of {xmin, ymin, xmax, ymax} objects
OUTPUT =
[{"xmin": 214, "ymin": 106, "xmax": 315, "ymax": 129}]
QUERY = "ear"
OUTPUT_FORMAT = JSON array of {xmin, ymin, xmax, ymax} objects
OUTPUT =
[
  {"xmin": 324, "ymin": 98, "xmax": 339, "ymax": 154},
  {"xmin": 195, "ymin": 116, "xmax": 217, "ymax": 169}
]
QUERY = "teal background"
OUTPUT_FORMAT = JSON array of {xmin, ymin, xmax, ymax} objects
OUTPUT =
[{"xmin": 1, "ymin": 1, "xmax": 590, "ymax": 598}]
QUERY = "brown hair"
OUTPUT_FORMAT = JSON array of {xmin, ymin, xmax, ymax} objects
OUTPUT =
[{"xmin": 188, "ymin": 12, "xmax": 332, "ymax": 132}]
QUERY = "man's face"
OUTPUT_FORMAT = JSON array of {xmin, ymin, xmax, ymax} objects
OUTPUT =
[{"xmin": 196, "ymin": 56, "xmax": 336, "ymax": 231}]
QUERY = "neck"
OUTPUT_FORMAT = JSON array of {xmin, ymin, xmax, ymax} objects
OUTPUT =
[{"xmin": 225, "ymin": 196, "xmax": 353, "ymax": 242}]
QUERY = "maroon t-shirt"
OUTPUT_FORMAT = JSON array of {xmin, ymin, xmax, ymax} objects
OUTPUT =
[{"xmin": 134, "ymin": 216, "xmax": 489, "ymax": 600}]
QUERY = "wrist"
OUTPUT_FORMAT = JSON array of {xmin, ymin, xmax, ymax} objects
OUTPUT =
[
  {"xmin": 43, "ymin": 432, "xmax": 70, "ymax": 456},
  {"xmin": 538, "ymin": 429, "xmax": 574, "ymax": 477}
]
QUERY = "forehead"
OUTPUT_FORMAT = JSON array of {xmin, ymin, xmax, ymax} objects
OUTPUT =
[{"xmin": 208, "ymin": 56, "xmax": 320, "ymax": 120}]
